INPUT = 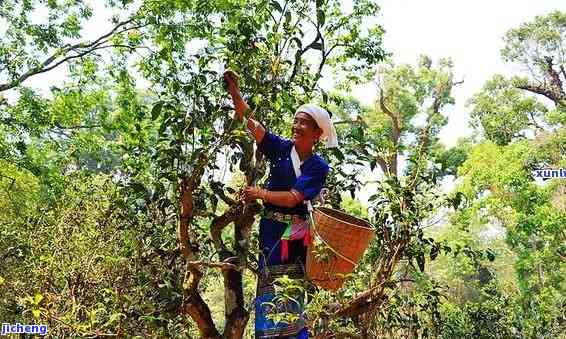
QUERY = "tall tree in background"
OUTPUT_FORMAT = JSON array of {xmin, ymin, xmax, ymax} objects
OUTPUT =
[
  {"xmin": 459, "ymin": 10, "xmax": 566, "ymax": 337},
  {"xmin": 308, "ymin": 56, "xmax": 464, "ymax": 337}
]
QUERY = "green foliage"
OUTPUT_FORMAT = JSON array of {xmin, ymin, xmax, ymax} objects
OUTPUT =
[
  {"xmin": 468, "ymin": 75, "xmax": 548, "ymax": 145},
  {"xmin": 501, "ymin": 11, "xmax": 566, "ymax": 84},
  {"xmin": 463, "ymin": 16, "xmax": 566, "ymax": 329},
  {"xmin": 434, "ymin": 138, "xmax": 473, "ymax": 177},
  {"xmin": 0, "ymin": 173, "xmax": 194, "ymax": 337}
]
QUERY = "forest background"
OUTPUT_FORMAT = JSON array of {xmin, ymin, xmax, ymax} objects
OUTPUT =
[{"xmin": 0, "ymin": 0, "xmax": 565, "ymax": 338}]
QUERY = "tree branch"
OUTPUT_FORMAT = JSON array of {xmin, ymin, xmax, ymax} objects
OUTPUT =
[
  {"xmin": 375, "ymin": 155, "xmax": 389, "ymax": 176},
  {"xmin": 379, "ymin": 88, "xmax": 400, "ymax": 176},
  {"xmin": 189, "ymin": 260, "xmax": 241, "ymax": 271},
  {"xmin": 452, "ymin": 79, "xmax": 464, "ymax": 86},
  {"xmin": 517, "ymin": 82, "xmax": 564, "ymax": 105},
  {"xmin": 180, "ymin": 263, "xmax": 221, "ymax": 339},
  {"xmin": 334, "ymin": 241, "xmax": 406, "ymax": 318},
  {"xmin": 210, "ymin": 204, "xmax": 241, "ymax": 252},
  {"xmin": 0, "ymin": 18, "xmax": 141, "ymax": 92},
  {"xmin": 178, "ymin": 176, "xmax": 197, "ymax": 261},
  {"xmin": 544, "ymin": 56, "xmax": 565, "ymax": 98},
  {"xmin": 287, "ymin": 31, "xmax": 322, "ymax": 86},
  {"xmin": 210, "ymin": 183, "xmax": 237, "ymax": 206},
  {"xmin": 54, "ymin": 123, "xmax": 102, "ymax": 130}
]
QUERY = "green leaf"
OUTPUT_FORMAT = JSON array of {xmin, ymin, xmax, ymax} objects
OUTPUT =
[
  {"xmin": 429, "ymin": 290, "xmax": 441, "ymax": 297},
  {"xmin": 130, "ymin": 182, "xmax": 146, "ymax": 195},
  {"xmin": 34, "ymin": 293, "xmax": 43, "ymax": 305},
  {"xmin": 284, "ymin": 11, "xmax": 292, "ymax": 26},
  {"xmin": 270, "ymin": 1, "xmax": 283, "ymax": 12},
  {"xmin": 331, "ymin": 148, "xmax": 344, "ymax": 161},
  {"xmin": 486, "ymin": 249, "xmax": 496, "ymax": 261},
  {"xmin": 311, "ymin": 42, "xmax": 323, "ymax": 50},
  {"xmin": 430, "ymin": 244, "xmax": 439, "ymax": 260},
  {"xmin": 151, "ymin": 102, "xmax": 163, "ymax": 120},
  {"xmin": 321, "ymin": 90, "xmax": 328, "ymax": 104},
  {"xmin": 416, "ymin": 253, "xmax": 425, "ymax": 272},
  {"xmin": 317, "ymin": 9, "xmax": 325, "ymax": 26}
]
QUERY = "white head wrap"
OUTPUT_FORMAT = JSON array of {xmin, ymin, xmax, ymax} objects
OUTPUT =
[{"xmin": 294, "ymin": 104, "xmax": 338, "ymax": 148}]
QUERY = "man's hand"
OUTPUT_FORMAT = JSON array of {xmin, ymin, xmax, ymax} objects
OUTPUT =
[
  {"xmin": 242, "ymin": 186, "xmax": 265, "ymax": 202},
  {"xmin": 223, "ymin": 70, "xmax": 240, "ymax": 96},
  {"xmin": 223, "ymin": 70, "xmax": 249, "ymax": 121}
]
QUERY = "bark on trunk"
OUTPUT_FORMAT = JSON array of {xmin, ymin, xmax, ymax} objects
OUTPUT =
[
  {"xmin": 222, "ymin": 202, "xmax": 261, "ymax": 338},
  {"xmin": 178, "ymin": 169, "xmax": 220, "ymax": 337}
]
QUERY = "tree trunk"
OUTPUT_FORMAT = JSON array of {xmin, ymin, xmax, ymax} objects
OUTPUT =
[{"xmin": 222, "ymin": 202, "xmax": 261, "ymax": 338}]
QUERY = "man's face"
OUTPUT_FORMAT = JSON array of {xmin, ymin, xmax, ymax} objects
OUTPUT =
[{"xmin": 292, "ymin": 112, "xmax": 322, "ymax": 145}]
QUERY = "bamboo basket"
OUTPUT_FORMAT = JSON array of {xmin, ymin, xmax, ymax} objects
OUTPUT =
[{"xmin": 306, "ymin": 207, "xmax": 375, "ymax": 291}]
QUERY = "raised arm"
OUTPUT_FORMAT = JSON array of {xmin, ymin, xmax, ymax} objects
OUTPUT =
[{"xmin": 223, "ymin": 70, "xmax": 265, "ymax": 143}]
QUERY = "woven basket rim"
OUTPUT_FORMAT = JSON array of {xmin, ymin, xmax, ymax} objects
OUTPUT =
[{"xmin": 315, "ymin": 206, "xmax": 374, "ymax": 232}]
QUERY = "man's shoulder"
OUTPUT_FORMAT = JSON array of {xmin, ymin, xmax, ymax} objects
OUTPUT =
[
  {"xmin": 266, "ymin": 131, "xmax": 294, "ymax": 148},
  {"xmin": 305, "ymin": 154, "xmax": 329, "ymax": 173}
]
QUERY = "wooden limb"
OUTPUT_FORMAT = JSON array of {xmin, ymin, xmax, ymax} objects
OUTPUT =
[
  {"xmin": 379, "ymin": 88, "xmax": 401, "ymax": 144},
  {"xmin": 528, "ymin": 110, "xmax": 545, "ymax": 132},
  {"xmin": 334, "ymin": 119, "xmax": 360, "ymax": 125},
  {"xmin": 375, "ymin": 155, "xmax": 389, "ymax": 176},
  {"xmin": 325, "ymin": 42, "xmax": 348, "ymax": 58},
  {"xmin": 408, "ymin": 85, "xmax": 440, "ymax": 190},
  {"xmin": 544, "ymin": 56, "xmax": 565, "ymax": 97},
  {"xmin": 180, "ymin": 263, "xmax": 221, "ymax": 339},
  {"xmin": 288, "ymin": 31, "xmax": 322, "ymax": 86},
  {"xmin": 210, "ymin": 204, "xmax": 241, "ymax": 251},
  {"xmin": 314, "ymin": 34, "xmax": 327, "ymax": 80},
  {"xmin": 176, "ymin": 148, "xmax": 222, "ymax": 335},
  {"xmin": 517, "ymin": 83, "xmax": 564, "ymax": 105},
  {"xmin": 308, "ymin": 13, "xmax": 329, "ymax": 94},
  {"xmin": 334, "ymin": 242, "xmax": 406, "ymax": 318},
  {"xmin": 379, "ymin": 88, "xmax": 400, "ymax": 176},
  {"xmin": 189, "ymin": 260, "xmax": 240, "ymax": 271},
  {"xmin": 178, "ymin": 176, "xmax": 196, "ymax": 261},
  {"xmin": 274, "ymin": 0, "xmax": 290, "ymax": 36},
  {"xmin": 222, "ymin": 201, "xmax": 261, "ymax": 339},
  {"xmin": 452, "ymin": 79, "xmax": 464, "ymax": 86},
  {"xmin": 210, "ymin": 183, "xmax": 237, "ymax": 206},
  {"xmin": 222, "ymin": 260, "xmax": 249, "ymax": 339},
  {"xmin": 54, "ymin": 123, "xmax": 103, "ymax": 130},
  {"xmin": 409, "ymin": 146, "xmax": 426, "ymax": 192}
]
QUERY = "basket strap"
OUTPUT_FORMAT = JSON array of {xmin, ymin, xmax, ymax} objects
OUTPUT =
[
  {"xmin": 292, "ymin": 147, "xmax": 354, "ymax": 264},
  {"xmin": 310, "ymin": 218, "xmax": 357, "ymax": 266},
  {"xmin": 291, "ymin": 146, "xmax": 316, "ymax": 222},
  {"xmin": 290, "ymin": 146, "xmax": 315, "ymax": 212}
]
